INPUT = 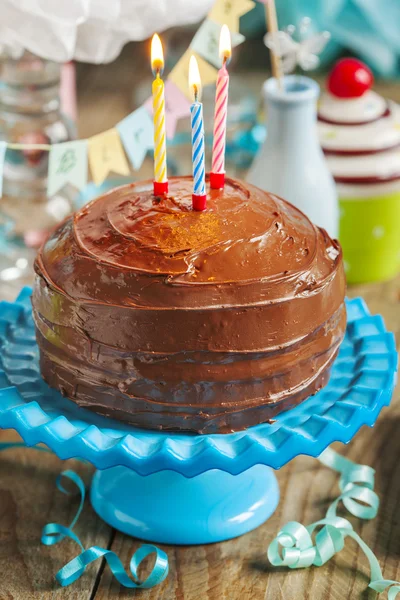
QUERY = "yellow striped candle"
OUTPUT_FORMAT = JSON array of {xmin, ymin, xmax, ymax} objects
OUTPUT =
[{"xmin": 151, "ymin": 34, "xmax": 168, "ymax": 195}]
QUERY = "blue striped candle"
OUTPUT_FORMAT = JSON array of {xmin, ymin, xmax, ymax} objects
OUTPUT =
[
  {"xmin": 189, "ymin": 55, "xmax": 206, "ymax": 211},
  {"xmin": 191, "ymin": 102, "xmax": 206, "ymax": 194}
]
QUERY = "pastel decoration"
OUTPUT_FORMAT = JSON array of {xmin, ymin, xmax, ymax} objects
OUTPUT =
[
  {"xmin": 47, "ymin": 140, "xmax": 88, "ymax": 197},
  {"xmin": 88, "ymin": 128, "xmax": 130, "ymax": 186},
  {"xmin": 208, "ymin": 0, "xmax": 256, "ymax": 33},
  {"xmin": 264, "ymin": 17, "xmax": 330, "ymax": 75},
  {"xmin": 273, "ymin": 0, "xmax": 400, "ymax": 78},
  {"xmin": 60, "ymin": 61, "xmax": 77, "ymax": 123},
  {"xmin": 117, "ymin": 107, "xmax": 154, "ymax": 171},
  {"xmin": 144, "ymin": 81, "xmax": 191, "ymax": 141},
  {"xmin": 318, "ymin": 58, "xmax": 400, "ymax": 282},
  {"xmin": 0, "ymin": 141, "xmax": 7, "ymax": 197},
  {"xmin": 191, "ymin": 19, "xmax": 245, "ymax": 69},
  {"xmin": 169, "ymin": 50, "xmax": 218, "ymax": 100}
]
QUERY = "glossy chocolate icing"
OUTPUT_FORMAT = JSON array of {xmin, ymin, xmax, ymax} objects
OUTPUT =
[{"xmin": 32, "ymin": 176, "xmax": 346, "ymax": 433}]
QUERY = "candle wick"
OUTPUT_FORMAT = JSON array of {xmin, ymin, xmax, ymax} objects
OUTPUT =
[
  {"xmin": 194, "ymin": 85, "xmax": 198, "ymax": 103},
  {"xmin": 152, "ymin": 64, "xmax": 163, "ymax": 78}
]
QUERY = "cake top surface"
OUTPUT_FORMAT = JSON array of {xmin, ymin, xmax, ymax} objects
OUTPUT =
[{"xmin": 37, "ymin": 176, "xmax": 342, "ymax": 308}]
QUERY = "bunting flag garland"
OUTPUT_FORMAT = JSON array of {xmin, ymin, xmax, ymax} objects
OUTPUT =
[
  {"xmin": 48, "ymin": 140, "xmax": 88, "ymax": 196},
  {"xmin": 88, "ymin": 129, "xmax": 130, "ymax": 185},
  {"xmin": 191, "ymin": 19, "xmax": 245, "ymax": 68},
  {"xmin": 208, "ymin": 0, "xmax": 256, "ymax": 32},
  {"xmin": 117, "ymin": 106, "xmax": 155, "ymax": 169},
  {"xmin": 0, "ymin": 0, "xmax": 257, "ymax": 197}
]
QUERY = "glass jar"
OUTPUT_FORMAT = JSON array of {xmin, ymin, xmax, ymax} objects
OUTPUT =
[{"xmin": 0, "ymin": 51, "xmax": 76, "ymax": 296}]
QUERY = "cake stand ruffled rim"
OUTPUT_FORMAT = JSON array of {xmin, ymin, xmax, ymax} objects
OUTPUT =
[{"xmin": 0, "ymin": 287, "xmax": 397, "ymax": 478}]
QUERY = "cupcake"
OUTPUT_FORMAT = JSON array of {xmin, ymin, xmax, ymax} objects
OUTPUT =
[{"xmin": 318, "ymin": 58, "xmax": 400, "ymax": 283}]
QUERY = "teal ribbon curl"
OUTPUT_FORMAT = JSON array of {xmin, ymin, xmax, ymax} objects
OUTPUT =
[
  {"xmin": 1, "ymin": 442, "xmax": 169, "ymax": 590},
  {"xmin": 3, "ymin": 441, "xmax": 399, "ymax": 595},
  {"xmin": 41, "ymin": 469, "xmax": 169, "ymax": 589},
  {"xmin": 268, "ymin": 447, "xmax": 400, "ymax": 599}
]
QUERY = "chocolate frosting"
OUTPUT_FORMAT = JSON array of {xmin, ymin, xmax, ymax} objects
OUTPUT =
[{"xmin": 32, "ymin": 176, "xmax": 346, "ymax": 433}]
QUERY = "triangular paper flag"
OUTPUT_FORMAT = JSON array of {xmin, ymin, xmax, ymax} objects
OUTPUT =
[
  {"xmin": 88, "ymin": 128, "xmax": 130, "ymax": 186},
  {"xmin": 169, "ymin": 51, "xmax": 218, "ymax": 100},
  {"xmin": 47, "ymin": 140, "xmax": 88, "ymax": 197},
  {"xmin": 191, "ymin": 19, "xmax": 246, "ymax": 68},
  {"xmin": 208, "ymin": 0, "xmax": 256, "ymax": 32},
  {"xmin": 117, "ymin": 106, "xmax": 154, "ymax": 171}
]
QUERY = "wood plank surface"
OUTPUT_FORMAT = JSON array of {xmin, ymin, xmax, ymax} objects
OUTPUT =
[{"xmin": 0, "ymin": 52, "xmax": 399, "ymax": 599}]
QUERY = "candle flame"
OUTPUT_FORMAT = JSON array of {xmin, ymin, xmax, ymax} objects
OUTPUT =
[
  {"xmin": 151, "ymin": 34, "xmax": 164, "ymax": 75},
  {"xmin": 188, "ymin": 55, "xmax": 202, "ymax": 102},
  {"xmin": 219, "ymin": 24, "xmax": 231, "ymax": 63}
]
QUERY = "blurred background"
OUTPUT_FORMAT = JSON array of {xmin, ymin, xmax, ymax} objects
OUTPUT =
[{"xmin": 0, "ymin": 0, "xmax": 399, "ymax": 299}]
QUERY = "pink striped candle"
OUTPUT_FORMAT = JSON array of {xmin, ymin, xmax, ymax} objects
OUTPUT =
[{"xmin": 210, "ymin": 25, "xmax": 231, "ymax": 190}]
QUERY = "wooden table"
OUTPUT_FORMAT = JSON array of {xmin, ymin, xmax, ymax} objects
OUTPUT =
[{"xmin": 0, "ymin": 56, "xmax": 399, "ymax": 598}]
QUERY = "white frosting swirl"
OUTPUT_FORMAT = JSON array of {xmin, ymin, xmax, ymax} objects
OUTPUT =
[{"xmin": 318, "ymin": 92, "xmax": 400, "ymax": 187}]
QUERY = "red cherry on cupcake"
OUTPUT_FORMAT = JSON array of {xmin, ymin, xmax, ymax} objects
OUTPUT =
[{"xmin": 328, "ymin": 58, "xmax": 373, "ymax": 98}]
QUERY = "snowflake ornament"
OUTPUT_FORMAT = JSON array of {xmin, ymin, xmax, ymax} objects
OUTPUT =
[{"xmin": 264, "ymin": 17, "xmax": 330, "ymax": 74}]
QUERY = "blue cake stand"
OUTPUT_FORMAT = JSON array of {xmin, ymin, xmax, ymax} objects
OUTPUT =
[{"xmin": 0, "ymin": 288, "xmax": 397, "ymax": 545}]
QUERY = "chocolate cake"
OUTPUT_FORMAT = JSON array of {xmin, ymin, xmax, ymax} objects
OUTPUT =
[{"xmin": 32, "ymin": 176, "xmax": 346, "ymax": 433}]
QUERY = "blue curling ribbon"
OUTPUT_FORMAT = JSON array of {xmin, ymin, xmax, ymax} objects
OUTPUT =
[
  {"xmin": 41, "ymin": 469, "xmax": 169, "ymax": 589},
  {"xmin": 268, "ymin": 446, "xmax": 400, "ymax": 599},
  {"xmin": 0, "ymin": 443, "xmax": 168, "ymax": 589}
]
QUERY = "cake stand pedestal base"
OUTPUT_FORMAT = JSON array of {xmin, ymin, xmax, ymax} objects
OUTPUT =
[{"xmin": 90, "ymin": 464, "xmax": 280, "ymax": 545}]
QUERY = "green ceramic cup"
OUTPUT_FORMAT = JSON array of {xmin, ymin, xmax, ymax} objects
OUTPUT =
[{"xmin": 339, "ymin": 190, "xmax": 400, "ymax": 284}]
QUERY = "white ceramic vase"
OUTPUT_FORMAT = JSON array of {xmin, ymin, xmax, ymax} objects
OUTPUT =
[{"xmin": 247, "ymin": 75, "xmax": 339, "ymax": 239}]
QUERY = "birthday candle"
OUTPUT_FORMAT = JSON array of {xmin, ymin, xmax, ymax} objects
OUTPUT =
[
  {"xmin": 189, "ymin": 55, "xmax": 206, "ymax": 211},
  {"xmin": 210, "ymin": 25, "xmax": 231, "ymax": 190},
  {"xmin": 151, "ymin": 34, "xmax": 168, "ymax": 195}
]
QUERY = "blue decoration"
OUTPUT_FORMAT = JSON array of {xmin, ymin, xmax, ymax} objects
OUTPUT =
[
  {"xmin": 0, "ymin": 443, "xmax": 168, "ymax": 589},
  {"xmin": 268, "ymin": 446, "xmax": 400, "ymax": 599},
  {"xmin": 276, "ymin": 0, "xmax": 400, "ymax": 77},
  {"xmin": 0, "ymin": 288, "xmax": 397, "ymax": 545},
  {"xmin": 40, "ymin": 470, "xmax": 169, "ymax": 588},
  {"xmin": 117, "ymin": 106, "xmax": 154, "ymax": 172}
]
